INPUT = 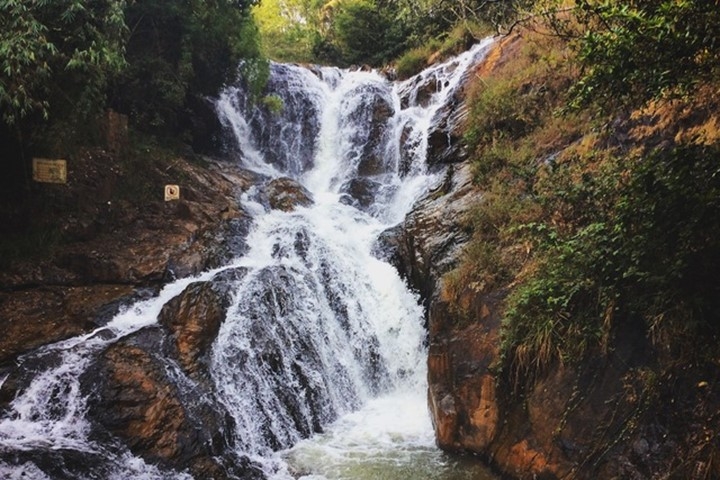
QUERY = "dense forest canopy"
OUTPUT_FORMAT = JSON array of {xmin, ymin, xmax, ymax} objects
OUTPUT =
[
  {"xmin": 0, "ymin": 0, "xmax": 717, "ymax": 204},
  {"xmin": 2, "ymin": 0, "xmax": 717, "ymax": 143},
  {"xmin": 0, "ymin": 0, "xmax": 262, "ymax": 128},
  {"xmin": 252, "ymin": 0, "xmax": 529, "ymax": 65},
  {"xmin": 0, "ymin": 0, "xmax": 263, "ymax": 194}
]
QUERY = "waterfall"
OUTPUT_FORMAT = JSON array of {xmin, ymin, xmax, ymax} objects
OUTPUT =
[{"xmin": 0, "ymin": 38, "xmax": 495, "ymax": 480}]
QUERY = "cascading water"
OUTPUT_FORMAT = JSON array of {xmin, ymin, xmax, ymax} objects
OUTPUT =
[{"xmin": 0, "ymin": 38, "xmax": 497, "ymax": 479}]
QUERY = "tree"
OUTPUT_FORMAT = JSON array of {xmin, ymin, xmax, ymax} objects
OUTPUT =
[
  {"xmin": 330, "ymin": 0, "xmax": 407, "ymax": 65},
  {"xmin": 112, "ymin": 0, "xmax": 264, "ymax": 135},
  {"xmin": 253, "ymin": 0, "xmax": 325, "ymax": 62},
  {"xmin": 0, "ymin": 0, "xmax": 126, "ymax": 126},
  {"xmin": 570, "ymin": 0, "xmax": 720, "ymax": 109}
]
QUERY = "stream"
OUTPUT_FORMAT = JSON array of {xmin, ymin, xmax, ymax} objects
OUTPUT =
[{"xmin": 0, "ymin": 38, "xmax": 498, "ymax": 480}]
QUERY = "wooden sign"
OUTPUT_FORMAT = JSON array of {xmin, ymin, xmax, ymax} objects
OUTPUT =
[
  {"xmin": 32, "ymin": 158, "xmax": 67, "ymax": 184},
  {"xmin": 164, "ymin": 184, "xmax": 180, "ymax": 201}
]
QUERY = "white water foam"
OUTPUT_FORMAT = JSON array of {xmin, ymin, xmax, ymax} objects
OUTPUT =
[
  {"xmin": 214, "ymin": 38, "xmax": 496, "ymax": 479},
  {"xmin": 0, "ymin": 38, "xmax": 496, "ymax": 480}
]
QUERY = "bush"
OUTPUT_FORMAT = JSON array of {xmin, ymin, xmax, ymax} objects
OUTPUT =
[
  {"xmin": 332, "ymin": 0, "xmax": 407, "ymax": 66},
  {"xmin": 395, "ymin": 43, "xmax": 436, "ymax": 79},
  {"xmin": 570, "ymin": 0, "xmax": 720, "ymax": 109},
  {"xmin": 501, "ymin": 143, "xmax": 720, "ymax": 383},
  {"xmin": 0, "ymin": 0, "xmax": 126, "ymax": 126}
]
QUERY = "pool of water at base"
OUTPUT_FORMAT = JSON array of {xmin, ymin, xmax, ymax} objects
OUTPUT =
[{"xmin": 277, "ymin": 392, "xmax": 499, "ymax": 480}]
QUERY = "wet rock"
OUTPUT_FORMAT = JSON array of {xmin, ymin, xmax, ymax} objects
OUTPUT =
[
  {"xmin": 0, "ymin": 285, "xmax": 135, "ymax": 365},
  {"xmin": 632, "ymin": 438, "xmax": 650, "ymax": 456},
  {"xmin": 427, "ymin": 291, "xmax": 503, "ymax": 453},
  {"xmin": 85, "ymin": 327, "xmax": 262, "ymax": 480},
  {"xmin": 245, "ymin": 63, "xmax": 323, "ymax": 175},
  {"xmin": 5, "ymin": 449, "xmax": 129, "ymax": 480},
  {"xmin": 344, "ymin": 83, "xmax": 395, "ymax": 178},
  {"xmin": 340, "ymin": 177, "xmax": 382, "ymax": 210},
  {"xmin": 158, "ymin": 270, "xmax": 246, "ymax": 382},
  {"xmin": 384, "ymin": 163, "xmax": 479, "ymax": 304},
  {"xmin": 265, "ymin": 177, "xmax": 314, "ymax": 212},
  {"xmin": 426, "ymin": 99, "xmax": 468, "ymax": 165},
  {"xmin": 400, "ymin": 74, "xmax": 439, "ymax": 109},
  {"xmin": 187, "ymin": 95, "xmax": 225, "ymax": 156}
]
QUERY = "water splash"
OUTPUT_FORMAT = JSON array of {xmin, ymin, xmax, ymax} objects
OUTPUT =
[{"xmin": 0, "ymin": 38, "xmax": 496, "ymax": 480}]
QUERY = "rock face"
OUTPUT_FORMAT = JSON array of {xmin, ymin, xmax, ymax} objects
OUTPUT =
[
  {"xmin": 85, "ymin": 270, "xmax": 263, "ymax": 480},
  {"xmin": 0, "ymin": 285, "xmax": 134, "ymax": 364},
  {"xmin": 395, "ymin": 162, "xmax": 702, "ymax": 479},
  {"xmin": 339, "ymin": 83, "xmax": 396, "ymax": 209},
  {"xmin": 0, "ymin": 149, "xmax": 262, "ymax": 477},
  {"xmin": 264, "ymin": 177, "xmax": 314, "ymax": 211},
  {"xmin": 394, "ymin": 36, "xmax": 720, "ymax": 480},
  {"xmin": 426, "ymin": 98, "xmax": 468, "ymax": 165},
  {"xmin": 158, "ymin": 270, "xmax": 246, "ymax": 383},
  {"xmin": 381, "ymin": 163, "xmax": 479, "ymax": 305},
  {"xmin": 425, "ymin": 281, "xmax": 715, "ymax": 480},
  {"xmin": 0, "ymin": 154, "xmax": 253, "ymax": 368},
  {"xmin": 427, "ymin": 290, "xmax": 503, "ymax": 454}
]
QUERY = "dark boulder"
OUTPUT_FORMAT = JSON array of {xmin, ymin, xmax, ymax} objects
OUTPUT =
[
  {"xmin": 382, "ymin": 163, "xmax": 479, "ymax": 305},
  {"xmin": 84, "ymin": 325, "xmax": 263, "ymax": 480},
  {"xmin": 158, "ymin": 270, "xmax": 246, "ymax": 383},
  {"xmin": 265, "ymin": 177, "xmax": 314, "ymax": 212},
  {"xmin": 340, "ymin": 177, "xmax": 382, "ymax": 210}
]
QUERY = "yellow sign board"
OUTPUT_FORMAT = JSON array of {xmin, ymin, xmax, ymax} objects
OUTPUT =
[
  {"xmin": 164, "ymin": 184, "xmax": 180, "ymax": 201},
  {"xmin": 32, "ymin": 158, "xmax": 67, "ymax": 184}
]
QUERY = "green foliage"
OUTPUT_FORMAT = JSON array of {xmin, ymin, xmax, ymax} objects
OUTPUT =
[
  {"xmin": 261, "ymin": 94, "xmax": 284, "ymax": 114},
  {"xmin": 570, "ymin": 0, "xmax": 720, "ymax": 109},
  {"xmin": 0, "ymin": 0, "xmax": 127, "ymax": 125},
  {"xmin": 394, "ymin": 23, "xmax": 485, "ymax": 79},
  {"xmin": 253, "ymin": 0, "xmax": 322, "ymax": 62},
  {"xmin": 502, "ymin": 143, "xmax": 720, "ymax": 382},
  {"xmin": 389, "ymin": 0, "xmax": 529, "ymax": 42},
  {"xmin": 455, "ymin": 20, "xmax": 715, "ymax": 386},
  {"xmin": 331, "ymin": 0, "xmax": 407, "ymax": 65},
  {"xmin": 464, "ymin": 38, "xmax": 575, "ymax": 186},
  {"xmin": 113, "ymin": 0, "xmax": 264, "ymax": 135},
  {"xmin": 395, "ymin": 46, "xmax": 435, "ymax": 80},
  {"xmin": 251, "ymin": 0, "xmax": 526, "ymax": 67}
]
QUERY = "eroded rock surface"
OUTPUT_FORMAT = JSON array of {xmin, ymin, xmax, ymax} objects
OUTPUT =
[
  {"xmin": 264, "ymin": 177, "xmax": 314, "ymax": 212},
  {"xmin": 381, "ymin": 163, "xmax": 479, "ymax": 304},
  {"xmin": 0, "ymin": 155, "xmax": 253, "ymax": 368},
  {"xmin": 85, "ymin": 327, "xmax": 262, "ymax": 480},
  {"xmin": 158, "ymin": 269, "xmax": 246, "ymax": 383},
  {"xmin": 394, "ymin": 35, "xmax": 720, "ymax": 480},
  {"xmin": 84, "ymin": 269, "xmax": 263, "ymax": 479}
]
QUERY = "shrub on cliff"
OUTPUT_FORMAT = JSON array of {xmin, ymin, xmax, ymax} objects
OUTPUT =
[
  {"xmin": 502, "ymin": 142, "xmax": 720, "ymax": 382},
  {"xmin": 569, "ymin": 0, "xmax": 720, "ymax": 110},
  {"xmin": 452, "ymin": 7, "xmax": 720, "ymax": 386}
]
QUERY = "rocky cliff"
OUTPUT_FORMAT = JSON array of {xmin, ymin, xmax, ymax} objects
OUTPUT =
[
  {"xmin": 392, "ymin": 35, "xmax": 720, "ymax": 480},
  {"xmin": 0, "ymin": 151, "xmax": 254, "ymax": 366}
]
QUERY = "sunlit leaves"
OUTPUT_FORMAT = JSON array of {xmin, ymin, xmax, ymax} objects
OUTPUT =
[{"xmin": 570, "ymin": 0, "xmax": 720, "ymax": 109}]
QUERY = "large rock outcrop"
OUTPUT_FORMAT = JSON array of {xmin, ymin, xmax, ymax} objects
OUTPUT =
[
  {"xmin": 392, "ymin": 36, "xmax": 720, "ymax": 480},
  {"xmin": 380, "ymin": 163, "xmax": 479, "ymax": 306},
  {"xmin": 84, "ymin": 270, "xmax": 263, "ymax": 480},
  {"xmin": 0, "ymin": 149, "xmax": 260, "ymax": 477},
  {"xmin": 0, "ymin": 154, "xmax": 253, "ymax": 368},
  {"xmin": 263, "ymin": 177, "xmax": 314, "ymax": 212}
]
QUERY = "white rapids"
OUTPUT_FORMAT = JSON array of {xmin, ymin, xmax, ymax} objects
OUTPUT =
[{"xmin": 0, "ymin": 38, "xmax": 496, "ymax": 480}]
